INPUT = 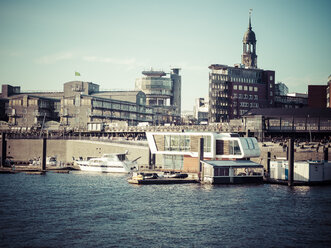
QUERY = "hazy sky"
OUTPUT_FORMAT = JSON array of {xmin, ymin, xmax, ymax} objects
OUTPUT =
[{"xmin": 0, "ymin": 0, "xmax": 330, "ymax": 111}]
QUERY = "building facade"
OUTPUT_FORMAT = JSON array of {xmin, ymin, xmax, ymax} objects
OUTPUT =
[
  {"xmin": 274, "ymin": 92, "xmax": 308, "ymax": 109},
  {"xmin": 193, "ymin": 97, "xmax": 209, "ymax": 124},
  {"xmin": 1, "ymin": 81, "xmax": 154, "ymax": 130},
  {"xmin": 308, "ymin": 85, "xmax": 327, "ymax": 108},
  {"xmin": 208, "ymin": 15, "xmax": 275, "ymax": 123},
  {"xmin": 275, "ymin": 82, "xmax": 289, "ymax": 96},
  {"xmin": 208, "ymin": 65, "xmax": 275, "ymax": 122},
  {"xmin": 327, "ymin": 75, "xmax": 331, "ymax": 108},
  {"xmin": 7, "ymin": 95, "xmax": 60, "ymax": 128},
  {"xmin": 135, "ymin": 68, "xmax": 181, "ymax": 125}
]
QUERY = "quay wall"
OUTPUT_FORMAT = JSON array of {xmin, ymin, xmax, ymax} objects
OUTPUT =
[{"xmin": 6, "ymin": 139, "xmax": 161, "ymax": 167}]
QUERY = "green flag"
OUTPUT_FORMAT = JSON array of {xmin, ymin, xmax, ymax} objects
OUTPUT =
[{"xmin": 75, "ymin": 71, "xmax": 81, "ymax": 76}]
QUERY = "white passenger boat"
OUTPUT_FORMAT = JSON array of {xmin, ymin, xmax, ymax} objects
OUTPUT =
[{"xmin": 76, "ymin": 153, "xmax": 138, "ymax": 173}]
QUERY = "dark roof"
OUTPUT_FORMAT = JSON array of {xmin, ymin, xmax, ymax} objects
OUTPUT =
[
  {"xmin": 244, "ymin": 107, "xmax": 331, "ymax": 118},
  {"xmin": 243, "ymin": 29, "xmax": 256, "ymax": 43}
]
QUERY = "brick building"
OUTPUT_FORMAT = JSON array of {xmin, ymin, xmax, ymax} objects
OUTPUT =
[
  {"xmin": 208, "ymin": 13, "xmax": 275, "ymax": 122},
  {"xmin": 308, "ymin": 85, "xmax": 327, "ymax": 108}
]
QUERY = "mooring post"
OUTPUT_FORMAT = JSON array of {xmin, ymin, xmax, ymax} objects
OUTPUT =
[
  {"xmin": 1, "ymin": 132, "xmax": 6, "ymax": 167},
  {"xmin": 288, "ymin": 139, "xmax": 294, "ymax": 186},
  {"xmin": 198, "ymin": 137, "xmax": 204, "ymax": 181},
  {"xmin": 148, "ymin": 149, "xmax": 152, "ymax": 169},
  {"xmin": 41, "ymin": 137, "xmax": 47, "ymax": 171},
  {"xmin": 324, "ymin": 147, "xmax": 329, "ymax": 162},
  {"xmin": 151, "ymin": 154, "xmax": 155, "ymax": 170},
  {"xmin": 148, "ymin": 148, "xmax": 155, "ymax": 170},
  {"xmin": 267, "ymin": 151, "xmax": 271, "ymax": 178}
]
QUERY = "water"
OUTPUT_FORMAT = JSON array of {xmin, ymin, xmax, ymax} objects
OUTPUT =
[{"xmin": 1, "ymin": 172, "xmax": 331, "ymax": 248}]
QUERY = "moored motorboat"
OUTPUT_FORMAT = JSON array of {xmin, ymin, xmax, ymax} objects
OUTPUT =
[{"xmin": 76, "ymin": 153, "xmax": 138, "ymax": 173}]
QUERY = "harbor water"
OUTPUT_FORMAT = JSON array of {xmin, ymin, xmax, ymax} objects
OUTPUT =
[{"xmin": 1, "ymin": 172, "xmax": 331, "ymax": 247}]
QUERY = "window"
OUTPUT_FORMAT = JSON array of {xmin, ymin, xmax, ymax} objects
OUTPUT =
[
  {"xmin": 214, "ymin": 167, "xmax": 229, "ymax": 176},
  {"xmin": 203, "ymin": 136, "xmax": 211, "ymax": 153},
  {"xmin": 233, "ymin": 93, "xmax": 237, "ymax": 99},
  {"xmin": 216, "ymin": 140, "xmax": 223, "ymax": 155},
  {"xmin": 249, "ymin": 86, "xmax": 253, "ymax": 91},
  {"xmin": 233, "ymin": 85, "xmax": 237, "ymax": 90},
  {"xmin": 238, "ymin": 85, "xmax": 243, "ymax": 90},
  {"xmin": 254, "ymin": 87, "xmax": 258, "ymax": 92},
  {"xmin": 229, "ymin": 140, "xmax": 242, "ymax": 155},
  {"xmin": 244, "ymin": 86, "xmax": 248, "ymax": 91},
  {"xmin": 270, "ymin": 75, "xmax": 273, "ymax": 81}
]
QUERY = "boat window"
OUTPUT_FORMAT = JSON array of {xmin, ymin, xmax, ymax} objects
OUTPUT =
[
  {"xmin": 170, "ymin": 135, "xmax": 179, "ymax": 151},
  {"xmin": 245, "ymin": 139, "xmax": 251, "ymax": 149},
  {"xmin": 229, "ymin": 140, "xmax": 241, "ymax": 155},
  {"xmin": 249, "ymin": 139, "xmax": 255, "ymax": 149},
  {"xmin": 163, "ymin": 155, "xmax": 183, "ymax": 170},
  {"xmin": 164, "ymin": 135, "xmax": 171, "ymax": 151},
  {"xmin": 164, "ymin": 135, "xmax": 190, "ymax": 152},
  {"xmin": 216, "ymin": 140, "xmax": 223, "ymax": 155},
  {"xmin": 203, "ymin": 136, "xmax": 211, "ymax": 153},
  {"xmin": 117, "ymin": 154, "xmax": 126, "ymax": 161},
  {"xmin": 214, "ymin": 167, "xmax": 229, "ymax": 176}
]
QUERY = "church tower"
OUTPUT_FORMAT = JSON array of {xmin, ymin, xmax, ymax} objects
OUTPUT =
[{"xmin": 241, "ymin": 10, "xmax": 257, "ymax": 68}]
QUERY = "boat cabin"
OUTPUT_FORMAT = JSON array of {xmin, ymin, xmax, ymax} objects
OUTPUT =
[
  {"xmin": 146, "ymin": 132, "xmax": 261, "ymax": 172},
  {"xmin": 202, "ymin": 160, "xmax": 264, "ymax": 184}
]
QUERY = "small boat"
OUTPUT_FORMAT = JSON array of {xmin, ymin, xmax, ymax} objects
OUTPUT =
[
  {"xmin": 76, "ymin": 153, "xmax": 138, "ymax": 173},
  {"xmin": 127, "ymin": 172, "xmax": 197, "ymax": 184},
  {"xmin": 29, "ymin": 156, "xmax": 58, "ymax": 167}
]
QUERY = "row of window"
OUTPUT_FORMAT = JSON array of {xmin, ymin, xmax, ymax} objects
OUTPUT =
[
  {"xmin": 233, "ymin": 102, "xmax": 259, "ymax": 108},
  {"xmin": 210, "ymin": 84, "xmax": 228, "ymax": 90},
  {"xmin": 233, "ymin": 109, "xmax": 249, "ymax": 115},
  {"xmin": 233, "ymin": 85, "xmax": 258, "ymax": 92},
  {"xmin": 211, "ymin": 75, "xmax": 228, "ymax": 81},
  {"xmin": 210, "ymin": 109, "xmax": 228, "ymax": 114},
  {"xmin": 231, "ymin": 77, "xmax": 258, "ymax": 84},
  {"xmin": 210, "ymin": 92, "xmax": 228, "ymax": 98},
  {"xmin": 163, "ymin": 135, "xmax": 212, "ymax": 153},
  {"xmin": 233, "ymin": 93, "xmax": 258, "ymax": 100}
]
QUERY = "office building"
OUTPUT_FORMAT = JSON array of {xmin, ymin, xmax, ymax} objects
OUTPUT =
[{"xmin": 135, "ymin": 68, "xmax": 181, "ymax": 124}]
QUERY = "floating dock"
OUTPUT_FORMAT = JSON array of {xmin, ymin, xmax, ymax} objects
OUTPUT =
[{"xmin": 128, "ymin": 178, "xmax": 199, "ymax": 185}]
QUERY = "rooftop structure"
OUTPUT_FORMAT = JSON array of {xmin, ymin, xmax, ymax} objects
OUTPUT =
[{"xmin": 135, "ymin": 68, "xmax": 181, "ymax": 124}]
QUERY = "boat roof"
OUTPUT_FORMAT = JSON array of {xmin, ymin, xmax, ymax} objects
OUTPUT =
[{"xmin": 202, "ymin": 160, "xmax": 263, "ymax": 168}]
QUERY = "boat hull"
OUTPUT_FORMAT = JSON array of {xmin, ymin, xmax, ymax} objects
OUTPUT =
[{"xmin": 78, "ymin": 164, "xmax": 130, "ymax": 173}]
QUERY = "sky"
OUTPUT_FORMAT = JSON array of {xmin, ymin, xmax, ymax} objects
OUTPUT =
[{"xmin": 0, "ymin": 0, "xmax": 330, "ymax": 111}]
